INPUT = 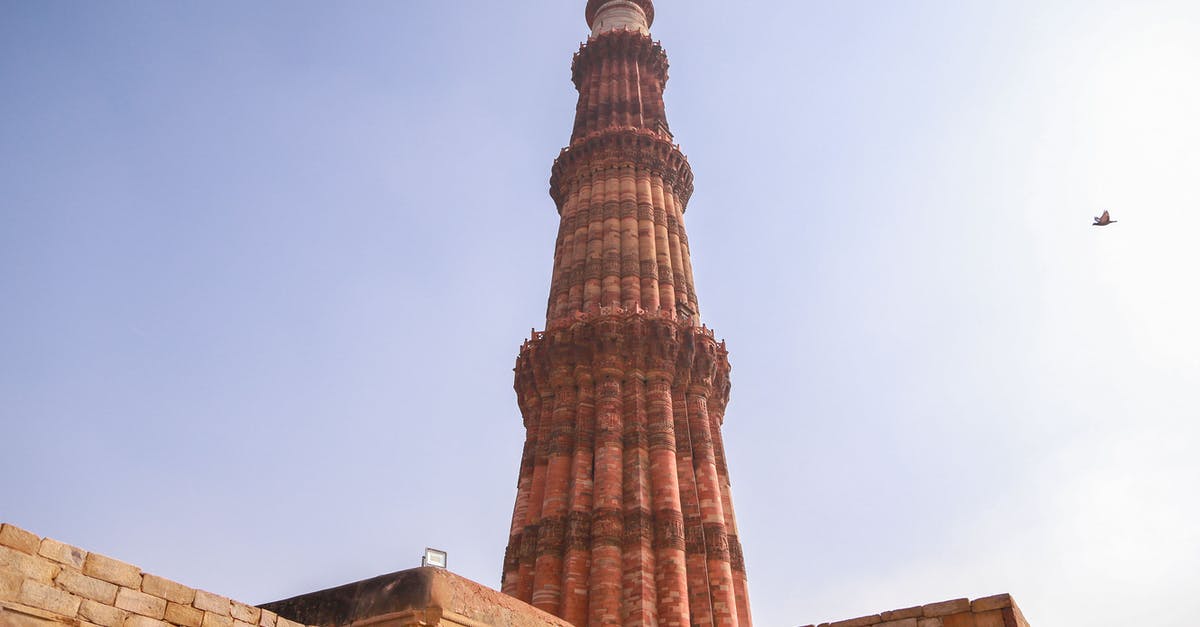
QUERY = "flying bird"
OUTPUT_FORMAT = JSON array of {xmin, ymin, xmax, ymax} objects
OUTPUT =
[{"xmin": 1093, "ymin": 210, "xmax": 1117, "ymax": 226}]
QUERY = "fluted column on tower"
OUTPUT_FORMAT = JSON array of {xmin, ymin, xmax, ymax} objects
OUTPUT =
[{"xmin": 502, "ymin": 2, "xmax": 752, "ymax": 625}]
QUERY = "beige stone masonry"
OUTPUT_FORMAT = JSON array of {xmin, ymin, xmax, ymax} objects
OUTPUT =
[
  {"xmin": 55, "ymin": 569, "xmax": 118, "ymax": 604},
  {"xmin": 164, "ymin": 602, "xmax": 203, "ymax": 627},
  {"xmin": 115, "ymin": 587, "xmax": 167, "ymax": 619},
  {"xmin": 38, "ymin": 539, "xmax": 86, "ymax": 570},
  {"xmin": 228, "ymin": 602, "xmax": 258, "ymax": 624},
  {"xmin": 881, "ymin": 606, "xmax": 923, "ymax": 620},
  {"xmin": 125, "ymin": 615, "xmax": 170, "ymax": 627},
  {"xmin": 142, "ymin": 575, "xmax": 194, "ymax": 606},
  {"xmin": 201, "ymin": 611, "xmax": 234, "ymax": 627},
  {"xmin": 1, "ymin": 570, "xmax": 22, "ymax": 600},
  {"xmin": 192, "ymin": 591, "xmax": 230, "ymax": 616},
  {"xmin": 1, "ymin": 546, "xmax": 60, "ymax": 584},
  {"xmin": 807, "ymin": 594, "xmax": 1031, "ymax": 627},
  {"xmin": 19, "ymin": 579, "xmax": 81, "ymax": 617},
  {"xmin": 80, "ymin": 598, "xmax": 127, "ymax": 627},
  {"xmin": 969, "ymin": 594, "xmax": 1013, "ymax": 613},
  {"xmin": 0, "ymin": 526, "xmax": 40, "ymax": 556},
  {"xmin": 0, "ymin": 523, "xmax": 316, "ymax": 627},
  {"xmin": 83, "ymin": 554, "xmax": 141, "ymax": 590},
  {"xmin": 923, "ymin": 599, "xmax": 970, "ymax": 617}
]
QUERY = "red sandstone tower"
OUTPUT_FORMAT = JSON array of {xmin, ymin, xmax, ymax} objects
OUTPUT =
[{"xmin": 502, "ymin": 2, "xmax": 751, "ymax": 626}]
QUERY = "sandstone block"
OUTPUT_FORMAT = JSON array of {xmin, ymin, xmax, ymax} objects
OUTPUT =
[
  {"xmin": 0, "ymin": 546, "xmax": 60, "ymax": 583},
  {"xmin": 234, "ymin": 621, "xmax": 256, "ymax": 627},
  {"xmin": 38, "ymin": 538, "xmax": 86, "ymax": 569},
  {"xmin": 941, "ymin": 614, "xmax": 977, "ymax": 627},
  {"xmin": 165, "ymin": 602, "xmax": 204, "ymax": 627},
  {"xmin": 0, "ymin": 603, "xmax": 66, "ymax": 627},
  {"xmin": 56, "ymin": 569, "xmax": 119, "ymax": 604},
  {"xmin": 830, "ymin": 615, "xmax": 882, "ymax": 627},
  {"xmin": 201, "ymin": 611, "xmax": 234, "ymax": 627},
  {"xmin": 918, "ymin": 620, "xmax": 942, "ymax": 627},
  {"xmin": 141, "ymin": 574, "xmax": 193, "ymax": 605},
  {"xmin": 192, "ymin": 590, "xmax": 230, "ymax": 616},
  {"xmin": 229, "ymin": 602, "xmax": 259, "ymax": 624},
  {"xmin": 257, "ymin": 609, "xmax": 277, "ymax": 627},
  {"xmin": 80, "ymin": 599, "xmax": 127, "ymax": 627},
  {"xmin": 923, "ymin": 599, "xmax": 970, "ymax": 617},
  {"xmin": 19, "ymin": 578, "xmax": 82, "ymax": 617},
  {"xmin": 115, "ymin": 587, "xmax": 166, "ymax": 619},
  {"xmin": 970, "ymin": 595, "xmax": 1012, "ymax": 613},
  {"xmin": 0, "ymin": 525, "xmax": 40, "ymax": 555},
  {"xmin": 881, "ymin": 607, "xmax": 923, "ymax": 621},
  {"xmin": 123, "ymin": 615, "xmax": 169, "ymax": 627},
  {"xmin": 274, "ymin": 617, "xmax": 304, "ymax": 627},
  {"xmin": 1, "ymin": 570, "xmax": 23, "ymax": 600},
  {"xmin": 83, "ymin": 553, "xmax": 142, "ymax": 589},
  {"xmin": 880, "ymin": 619, "xmax": 918, "ymax": 627},
  {"xmin": 972, "ymin": 610, "xmax": 1005, "ymax": 627}
]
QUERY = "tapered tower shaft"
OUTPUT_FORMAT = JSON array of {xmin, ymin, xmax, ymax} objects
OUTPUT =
[{"xmin": 502, "ymin": 3, "xmax": 751, "ymax": 625}]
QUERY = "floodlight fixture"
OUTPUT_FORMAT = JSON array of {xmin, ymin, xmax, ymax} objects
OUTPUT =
[{"xmin": 422, "ymin": 547, "xmax": 447, "ymax": 569}]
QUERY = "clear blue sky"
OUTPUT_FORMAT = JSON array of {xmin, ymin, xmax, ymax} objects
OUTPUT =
[{"xmin": 3, "ymin": 1, "xmax": 1198, "ymax": 625}]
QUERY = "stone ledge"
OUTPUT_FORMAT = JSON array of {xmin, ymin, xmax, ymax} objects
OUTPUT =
[
  {"xmin": 260, "ymin": 568, "xmax": 571, "ymax": 627},
  {"xmin": 808, "ymin": 594, "xmax": 1030, "ymax": 627}
]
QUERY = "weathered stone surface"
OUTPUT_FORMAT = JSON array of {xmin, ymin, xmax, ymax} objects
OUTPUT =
[
  {"xmin": 165, "ymin": 602, "xmax": 204, "ymax": 627},
  {"xmin": 229, "ymin": 601, "xmax": 259, "ymax": 624},
  {"xmin": 140, "ymin": 575, "xmax": 193, "ymax": 605},
  {"xmin": 79, "ymin": 599, "xmax": 127, "ymax": 627},
  {"xmin": 261, "ymin": 567, "xmax": 570, "ymax": 627},
  {"xmin": 19, "ymin": 579, "xmax": 81, "ymax": 617},
  {"xmin": 0, "ymin": 602, "xmax": 72, "ymax": 627},
  {"xmin": 193, "ymin": 591, "xmax": 231, "ymax": 616},
  {"xmin": 970, "ymin": 594, "xmax": 1013, "ymax": 613},
  {"xmin": 941, "ymin": 613, "xmax": 977, "ymax": 627},
  {"xmin": 882, "ymin": 606, "xmax": 924, "ymax": 621},
  {"xmin": 0, "ymin": 525, "xmax": 41, "ymax": 555},
  {"xmin": 809, "ymin": 595, "xmax": 1031, "ymax": 627},
  {"xmin": 55, "ymin": 570, "xmax": 118, "ymax": 604},
  {"xmin": 114, "ymin": 587, "xmax": 165, "ymax": 619},
  {"xmin": 1, "ymin": 571, "xmax": 23, "ymax": 600},
  {"xmin": 123, "ymin": 615, "xmax": 169, "ymax": 627},
  {"xmin": 256, "ymin": 609, "xmax": 276, "ymax": 627},
  {"xmin": 973, "ymin": 610, "xmax": 1006, "ymax": 627},
  {"xmin": 923, "ymin": 599, "xmax": 971, "ymax": 617},
  {"xmin": 37, "ymin": 539, "xmax": 86, "ymax": 569},
  {"xmin": 1, "ymin": 546, "xmax": 59, "ymax": 583},
  {"xmin": 201, "ymin": 612, "xmax": 234, "ymax": 627},
  {"xmin": 82, "ymin": 554, "xmax": 141, "ymax": 589}
]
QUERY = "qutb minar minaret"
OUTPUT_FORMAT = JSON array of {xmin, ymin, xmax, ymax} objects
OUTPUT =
[{"xmin": 502, "ymin": 2, "xmax": 751, "ymax": 626}]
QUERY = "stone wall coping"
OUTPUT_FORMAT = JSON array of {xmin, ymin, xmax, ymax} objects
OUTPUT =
[{"xmin": 803, "ymin": 593, "xmax": 1028, "ymax": 627}]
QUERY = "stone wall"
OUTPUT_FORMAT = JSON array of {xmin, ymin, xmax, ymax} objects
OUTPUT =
[
  {"xmin": 800, "ymin": 594, "xmax": 1031, "ymax": 627},
  {"xmin": 1, "ymin": 522, "xmax": 568, "ymax": 627},
  {"xmin": 0, "ymin": 523, "xmax": 315, "ymax": 627}
]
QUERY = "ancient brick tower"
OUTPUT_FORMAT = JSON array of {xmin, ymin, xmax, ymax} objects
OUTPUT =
[{"xmin": 501, "ymin": 2, "xmax": 751, "ymax": 626}]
